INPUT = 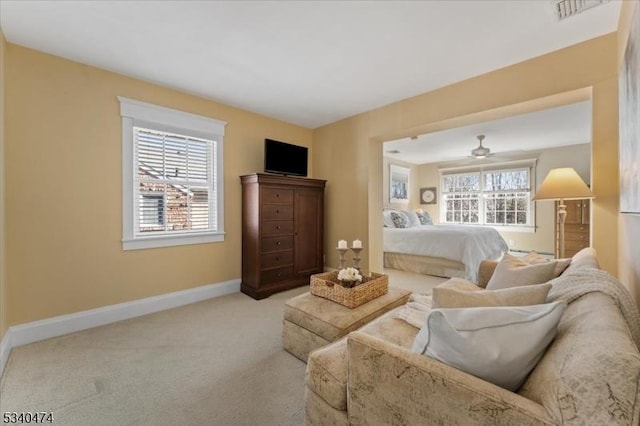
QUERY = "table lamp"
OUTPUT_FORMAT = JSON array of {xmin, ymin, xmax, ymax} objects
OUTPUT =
[{"xmin": 533, "ymin": 168, "xmax": 594, "ymax": 258}]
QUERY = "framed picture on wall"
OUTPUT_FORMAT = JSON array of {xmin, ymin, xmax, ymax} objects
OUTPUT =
[
  {"xmin": 420, "ymin": 187, "xmax": 437, "ymax": 205},
  {"xmin": 389, "ymin": 164, "xmax": 410, "ymax": 203},
  {"xmin": 619, "ymin": 4, "xmax": 640, "ymax": 214}
]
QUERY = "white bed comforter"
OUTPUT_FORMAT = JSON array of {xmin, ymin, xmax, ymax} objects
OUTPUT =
[{"xmin": 383, "ymin": 224, "xmax": 508, "ymax": 282}]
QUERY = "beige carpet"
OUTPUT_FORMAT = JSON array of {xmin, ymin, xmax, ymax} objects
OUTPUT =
[{"xmin": 0, "ymin": 270, "xmax": 445, "ymax": 426}]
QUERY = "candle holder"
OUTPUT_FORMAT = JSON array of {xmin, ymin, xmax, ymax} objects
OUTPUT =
[
  {"xmin": 351, "ymin": 247, "xmax": 363, "ymax": 272},
  {"xmin": 337, "ymin": 247, "xmax": 350, "ymax": 269}
]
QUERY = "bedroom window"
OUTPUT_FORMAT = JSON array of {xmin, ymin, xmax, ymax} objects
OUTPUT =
[
  {"xmin": 119, "ymin": 97, "xmax": 227, "ymax": 250},
  {"xmin": 440, "ymin": 164, "xmax": 535, "ymax": 232}
]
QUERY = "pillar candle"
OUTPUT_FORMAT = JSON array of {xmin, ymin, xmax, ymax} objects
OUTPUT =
[
  {"xmin": 352, "ymin": 239, "xmax": 362, "ymax": 249},
  {"xmin": 338, "ymin": 240, "xmax": 348, "ymax": 249}
]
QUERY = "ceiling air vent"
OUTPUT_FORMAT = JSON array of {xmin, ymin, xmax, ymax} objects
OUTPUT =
[{"xmin": 553, "ymin": 0, "xmax": 610, "ymax": 21}]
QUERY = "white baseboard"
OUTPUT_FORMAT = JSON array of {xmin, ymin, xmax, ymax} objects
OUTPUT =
[
  {"xmin": 0, "ymin": 278, "xmax": 240, "ymax": 378},
  {"xmin": 0, "ymin": 329, "xmax": 12, "ymax": 378}
]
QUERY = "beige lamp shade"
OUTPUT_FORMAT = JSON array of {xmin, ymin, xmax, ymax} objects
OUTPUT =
[{"xmin": 533, "ymin": 168, "xmax": 594, "ymax": 201}]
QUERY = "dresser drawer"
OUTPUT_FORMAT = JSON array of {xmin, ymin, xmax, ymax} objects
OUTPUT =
[
  {"xmin": 261, "ymin": 250, "xmax": 293, "ymax": 269},
  {"xmin": 262, "ymin": 188, "xmax": 293, "ymax": 204},
  {"xmin": 261, "ymin": 236, "xmax": 294, "ymax": 253},
  {"xmin": 565, "ymin": 240, "xmax": 589, "ymax": 251},
  {"xmin": 564, "ymin": 224, "xmax": 588, "ymax": 232},
  {"xmin": 261, "ymin": 220, "xmax": 293, "ymax": 237},
  {"xmin": 565, "ymin": 231, "xmax": 588, "ymax": 241},
  {"xmin": 261, "ymin": 266, "xmax": 293, "ymax": 284},
  {"xmin": 262, "ymin": 204, "xmax": 293, "ymax": 220}
]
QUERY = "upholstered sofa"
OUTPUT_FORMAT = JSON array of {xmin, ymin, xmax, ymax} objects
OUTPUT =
[{"xmin": 304, "ymin": 248, "xmax": 640, "ymax": 425}]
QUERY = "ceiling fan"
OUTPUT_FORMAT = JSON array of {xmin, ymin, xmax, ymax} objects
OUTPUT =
[{"xmin": 470, "ymin": 134, "xmax": 492, "ymax": 158}]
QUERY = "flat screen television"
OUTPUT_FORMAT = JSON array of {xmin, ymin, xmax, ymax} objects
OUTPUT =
[{"xmin": 264, "ymin": 138, "xmax": 308, "ymax": 177}]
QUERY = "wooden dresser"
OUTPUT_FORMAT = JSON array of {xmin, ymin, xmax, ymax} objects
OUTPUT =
[
  {"xmin": 556, "ymin": 199, "xmax": 590, "ymax": 258},
  {"xmin": 240, "ymin": 173, "xmax": 326, "ymax": 299}
]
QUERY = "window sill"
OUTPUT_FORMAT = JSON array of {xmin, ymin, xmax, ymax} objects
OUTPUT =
[
  {"xmin": 123, "ymin": 231, "xmax": 225, "ymax": 250},
  {"xmin": 441, "ymin": 223, "xmax": 535, "ymax": 233}
]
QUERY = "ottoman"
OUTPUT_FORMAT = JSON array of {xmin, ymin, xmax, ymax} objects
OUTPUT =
[{"xmin": 282, "ymin": 287, "xmax": 411, "ymax": 361}]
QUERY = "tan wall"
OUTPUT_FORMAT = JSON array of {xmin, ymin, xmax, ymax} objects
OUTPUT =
[
  {"xmin": 415, "ymin": 144, "xmax": 591, "ymax": 254},
  {"xmin": 0, "ymin": 31, "xmax": 6, "ymax": 341},
  {"xmin": 618, "ymin": 0, "xmax": 640, "ymax": 306},
  {"xmin": 4, "ymin": 45, "xmax": 313, "ymax": 326},
  {"xmin": 313, "ymin": 33, "xmax": 619, "ymax": 275}
]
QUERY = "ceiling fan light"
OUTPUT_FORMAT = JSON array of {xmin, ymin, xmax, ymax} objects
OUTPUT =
[{"xmin": 471, "ymin": 135, "xmax": 491, "ymax": 158}]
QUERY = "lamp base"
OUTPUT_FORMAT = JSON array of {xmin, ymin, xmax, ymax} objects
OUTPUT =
[{"xmin": 557, "ymin": 201, "xmax": 567, "ymax": 259}]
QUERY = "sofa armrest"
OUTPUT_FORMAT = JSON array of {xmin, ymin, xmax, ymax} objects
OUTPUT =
[
  {"xmin": 477, "ymin": 260, "xmax": 498, "ymax": 288},
  {"xmin": 347, "ymin": 331, "xmax": 554, "ymax": 426}
]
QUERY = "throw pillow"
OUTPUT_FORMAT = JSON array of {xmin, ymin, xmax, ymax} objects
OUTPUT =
[
  {"xmin": 432, "ymin": 283, "xmax": 552, "ymax": 309},
  {"xmin": 522, "ymin": 251, "xmax": 571, "ymax": 277},
  {"xmin": 412, "ymin": 301, "xmax": 567, "ymax": 391},
  {"xmin": 390, "ymin": 211, "xmax": 408, "ymax": 229},
  {"xmin": 486, "ymin": 254, "xmax": 557, "ymax": 290},
  {"xmin": 402, "ymin": 210, "xmax": 421, "ymax": 228},
  {"xmin": 382, "ymin": 210, "xmax": 396, "ymax": 228},
  {"xmin": 416, "ymin": 210, "xmax": 433, "ymax": 225},
  {"xmin": 436, "ymin": 278, "xmax": 482, "ymax": 292}
]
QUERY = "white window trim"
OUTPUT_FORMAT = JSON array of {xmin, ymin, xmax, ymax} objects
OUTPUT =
[
  {"xmin": 439, "ymin": 160, "xmax": 537, "ymax": 233},
  {"xmin": 119, "ymin": 97, "xmax": 226, "ymax": 250}
]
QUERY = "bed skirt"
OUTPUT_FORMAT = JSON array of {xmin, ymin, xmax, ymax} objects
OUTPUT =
[{"xmin": 383, "ymin": 252, "xmax": 466, "ymax": 279}]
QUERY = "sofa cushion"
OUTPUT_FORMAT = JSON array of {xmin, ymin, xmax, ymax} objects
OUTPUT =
[
  {"xmin": 519, "ymin": 292, "xmax": 640, "ymax": 425},
  {"xmin": 486, "ymin": 254, "xmax": 557, "ymax": 290},
  {"xmin": 563, "ymin": 247, "xmax": 600, "ymax": 274},
  {"xmin": 305, "ymin": 338, "xmax": 348, "ymax": 411},
  {"xmin": 522, "ymin": 251, "xmax": 571, "ymax": 277},
  {"xmin": 432, "ymin": 283, "xmax": 552, "ymax": 309},
  {"xmin": 412, "ymin": 301, "xmax": 567, "ymax": 391}
]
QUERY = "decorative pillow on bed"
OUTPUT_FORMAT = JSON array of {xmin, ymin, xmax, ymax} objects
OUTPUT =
[
  {"xmin": 486, "ymin": 254, "xmax": 557, "ymax": 290},
  {"xmin": 412, "ymin": 301, "xmax": 567, "ymax": 391},
  {"xmin": 416, "ymin": 209, "xmax": 433, "ymax": 225},
  {"xmin": 390, "ymin": 211, "xmax": 408, "ymax": 228},
  {"xmin": 401, "ymin": 210, "xmax": 421, "ymax": 227},
  {"xmin": 522, "ymin": 251, "xmax": 571, "ymax": 277},
  {"xmin": 382, "ymin": 210, "xmax": 396, "ymax": 228},
  {"xmin": 432, "ymin": 283, "xmax": 552, "ymax": 309}
]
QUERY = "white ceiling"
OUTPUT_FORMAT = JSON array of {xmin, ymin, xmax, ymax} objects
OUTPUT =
[
  {"xmin": 384, "ymin": 100, "xmax": 592, "ymax": 164},
  {"xmin": 0, "ymin": 1, "xmax": 621, "ymax": 129}
]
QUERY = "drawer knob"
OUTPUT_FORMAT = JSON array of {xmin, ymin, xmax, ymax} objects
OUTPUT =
[
  {"xmin": 276, "ymin": 209, "xmax": 280, "ymax": 214},
  {"xmin": 275, "ymin": 257, "xmax": 280, "ymax": 261},
  {"xmin": 276, "ymin": 225, "xmax": 281, "ymax": 230},
  {"xmin": 276, "ymin": 241, "xmax": 281, "ymax": 246},
  {"xmin": 276, "ymin": 273, "xmax": 281, "ymax": 277},
  {"xmin": 276, "ymin": 193, "xmax": 280, "ymax": 198},
  {"xmin": 580, "ymin": 236, "xmax": 584, "ymax": 239}
]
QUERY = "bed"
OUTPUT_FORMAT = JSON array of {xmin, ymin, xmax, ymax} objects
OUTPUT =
[{"xmin": 383, "ymin": 223, "xmax": 509, "ymax": 282}]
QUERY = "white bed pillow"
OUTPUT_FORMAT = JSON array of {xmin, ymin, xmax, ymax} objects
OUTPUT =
[
  {"xmin": 412, "ymin": 301, "xmax": 566, "ymax": 391},
  {"xmin": 382, "ymin": 210, "xmax": 396, "ymax": 228},
  {"xmin": 486, "ymin": 254, "xmax": 557, "ymax": 290},
  {"xmin": 402, "ymin": 210, "xmax": 421, "ymax": 228}
]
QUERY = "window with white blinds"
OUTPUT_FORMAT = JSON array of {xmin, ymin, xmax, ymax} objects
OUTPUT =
[
  {"xmin": 439, "ymin": 162, "xmax": 536, "ymax": 232},
  {"xmin": 119, "ymin": 97, "xmax": 226, "ymax": 250},
  {"xmin": 136, "ymin": 127, "xmax": 215, "ymax": 234}
]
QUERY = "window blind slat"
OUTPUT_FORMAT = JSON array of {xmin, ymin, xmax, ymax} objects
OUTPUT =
[{"xmin": 134, "ymin": 126, "xmax": 215, "ymax": 235}]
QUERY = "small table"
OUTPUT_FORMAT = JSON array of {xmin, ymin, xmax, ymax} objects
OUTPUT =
[{"xmin": 282, "ymin": 287, "xmax": 411, "ymax": 362}]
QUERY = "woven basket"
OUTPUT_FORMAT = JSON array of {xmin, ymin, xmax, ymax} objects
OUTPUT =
[{"xmin": 310, "ymin": 271, "xmax": 389, "ymax": 308}]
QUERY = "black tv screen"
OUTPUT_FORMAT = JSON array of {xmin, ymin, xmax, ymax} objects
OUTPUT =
[{"xmin": 264, "ymin": 139, "xmax": 308, "ymax": 177}]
